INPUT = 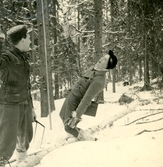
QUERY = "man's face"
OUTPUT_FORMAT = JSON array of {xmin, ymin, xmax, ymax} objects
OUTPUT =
[
  {"xmin": 21, "ymin": 33, "xmax": 31, "ymax": 52},
  {"xmin": 94, "ymin": 55, "xmax": 110, "ymax": 69}
]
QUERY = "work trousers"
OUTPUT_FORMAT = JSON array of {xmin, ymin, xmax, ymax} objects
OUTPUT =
[
  {"xmin": 60, "ymin": 92, "xmax": 81, "ymax": 137},
  {"xmin": 0, "ymin": 102, "xmax": 33, "ymax": 162}
]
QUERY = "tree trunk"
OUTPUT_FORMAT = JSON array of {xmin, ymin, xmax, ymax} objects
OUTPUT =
[
  {"xmin": 141, "ymin": 1, "xmax": 151, "ymax": 91},
  {"xmin": 128, "ymin": 0, "xmax": 133, "ymax": 85},
  {"xmin": 52, "ymin": 0, "xmax": 59, "ymax": 99},
  {"xmin": 150, "ymin": 37, "xmax": 157, "ymax": 80},
  {"xmin": 37, "ymin": 0, "xmax": 55, "ymax": 122},
  {"xmin": 143, "ymin": 34, "xmax": 151, "ymax": 90},
  {"xmin": 138, "ymin": 57, "xmax": 143, "ymax": 82},
  {"xmin": 29, "ymin": 2, "xmax": 36, "ymax": 82},
  {"xmin": 94, "ymin": 0, "xmax": 104, "ymax": 103},
  {"xmin": 0, "ymin": 1, "xmax": 4, "ymax": 57},
  {"xmin": 94, "ymin": 0, "xmax": 102, "ymax": 61},
  {"xmin": 110, "ymin": 0, "xmax": 117, "ymax": 93},
  {"xmin": 77, "ymin": 1, "xmax": 82, "ymax": 76}
]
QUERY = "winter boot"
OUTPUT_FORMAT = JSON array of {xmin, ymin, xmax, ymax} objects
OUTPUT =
[
  {"xmin": 15, "ymin": 151, "xmax": 28, "ymax": 167},
  {"xmin": 77, "ymin": 129, "xmax": 98, "ymax": 141}
]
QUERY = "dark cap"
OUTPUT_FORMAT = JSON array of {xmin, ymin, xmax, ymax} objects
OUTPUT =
[
  {"xmin": 106, "ymin": 50, "xmax": 118, "ymax": 69},
  {"xmin": 7, "ymin": 25, "xmax": 28, "ymax": 44}
]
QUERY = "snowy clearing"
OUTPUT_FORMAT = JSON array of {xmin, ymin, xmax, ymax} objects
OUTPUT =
[{"xmin": 10, "ymin": 82, "xmax": 163, "ymax": 167}]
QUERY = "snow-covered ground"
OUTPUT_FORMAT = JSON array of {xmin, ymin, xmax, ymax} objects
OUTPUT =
[{"xmin": 10, "ymin": 81, "xmax": 163, "ymax": 167}]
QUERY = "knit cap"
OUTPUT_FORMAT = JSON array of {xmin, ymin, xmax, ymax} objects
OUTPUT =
[{"xmin": 7, "ymin": 25, "xmax": 28, "ymax": 44}]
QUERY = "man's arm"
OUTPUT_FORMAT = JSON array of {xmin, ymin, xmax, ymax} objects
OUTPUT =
[{"xmin": 0, "ymin": 53, "xmax": 10, "ymax": 70}]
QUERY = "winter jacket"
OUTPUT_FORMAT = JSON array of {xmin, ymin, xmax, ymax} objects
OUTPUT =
[
  {"xmin": 0, "ymin": 47, "xmax": 32, "ymax": 104},
  {"xmin": 71, "ymin": 67, "xmax": 106, "ymax": 118}
]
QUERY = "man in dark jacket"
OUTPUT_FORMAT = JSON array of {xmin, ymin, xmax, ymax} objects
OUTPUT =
[
  {"xmin": 0, "ymin": 25, "xmax": 36, "ymax": 167},
  {"xmin": 60, "ymin": 50, "xmax": 117, "ymax": 141}
]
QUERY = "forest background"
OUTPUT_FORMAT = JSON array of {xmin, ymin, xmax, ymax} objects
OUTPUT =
[{"xmin": 0, "ymin": 0, "xmax": 163, "ymax": 118}]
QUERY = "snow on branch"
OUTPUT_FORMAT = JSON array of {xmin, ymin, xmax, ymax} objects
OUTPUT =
[{"xmin": 64, "ymin": 0, "xmax": 92, "ymax": 8}]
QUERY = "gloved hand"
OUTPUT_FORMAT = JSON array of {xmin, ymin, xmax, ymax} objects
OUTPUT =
[{"xmin": 65, "ymin": 111, "xmax": 81, "ymax": 129}]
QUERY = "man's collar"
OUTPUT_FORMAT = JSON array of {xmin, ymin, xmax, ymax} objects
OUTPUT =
[{"xmin": 11, "ymin": 47, "xmax": 29, "ymax": 60}]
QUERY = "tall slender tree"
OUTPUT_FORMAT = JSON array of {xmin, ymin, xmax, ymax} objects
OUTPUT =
[
  {"xmin": 52, "ymin": 0, "xmax": 60, "ymax": 99},
  {"xmin": 37, "ymin": 0, "xmax": 55, "ymax": 127},
  {"xmin": 110, "ymin": 0, "xmax": 117, "ymax": 93},
  {"xmin": 94, "ymin": 0, "xmax": 104, "ymax": 103}
]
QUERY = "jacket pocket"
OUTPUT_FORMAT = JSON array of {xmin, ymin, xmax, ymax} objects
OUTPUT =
[{"xmin": 5, "ymin": 93, "xmax": 20, "ymax": 102}]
